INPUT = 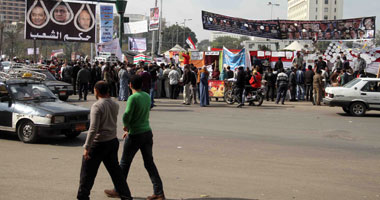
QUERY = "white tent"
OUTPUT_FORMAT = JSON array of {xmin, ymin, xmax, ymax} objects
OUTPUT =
[
  {"xmin": 164, "ymin": 44, "xmax": 186, "ymax": 56},
  {"xmin": 283, "ymin": 41, "xmax": 305, "ymax": 51}
]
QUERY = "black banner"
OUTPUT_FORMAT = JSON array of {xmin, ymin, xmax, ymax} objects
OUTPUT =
[
  {"xmin": 25, "ymin": 0, "xmax": 96, "ymax": 43},
  {"xmin": 202, "ymin": 10, "xmax": 376, "ymax": 41}
]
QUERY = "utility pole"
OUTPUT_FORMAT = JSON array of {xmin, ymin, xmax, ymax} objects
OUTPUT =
[
  {"xmin": 115, "ymin": 0, "xmax": 128, "ymax": 49},
  {"xmin": 176, "ymin": 22, "xmax": 179, "ymax": 44},
  {"xmin": 182, "ymin": 19, "xmax": 192, "ymax": 48},
  {"xmin": 157, "ymin": 0, "xmax": 163, "ymax": 55},
  {"xmin": 0, "ymin": 15, "xmax": 4, "ymax": 56},
  {"xmin": 151, "ymin": 0, "xmax": 158, "ymax": 58},
  {"xmin": 267, "ymin": 2, "xmax": 280, "ymax": 20}
]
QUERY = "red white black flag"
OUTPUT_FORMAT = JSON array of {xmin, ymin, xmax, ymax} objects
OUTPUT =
[{"xmin": 186, "ymin": 36, "xmax": 196, "ymax": 49}]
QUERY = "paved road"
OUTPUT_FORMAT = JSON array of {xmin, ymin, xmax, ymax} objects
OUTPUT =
[{"xmin": 0, "ymin": 95, "xmax": 379, "ymax": 200}]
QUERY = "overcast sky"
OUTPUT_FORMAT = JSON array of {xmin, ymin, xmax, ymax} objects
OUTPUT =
[{"xmin": 111, "ymin": 0, "xmax": 379, "ymax": 41}]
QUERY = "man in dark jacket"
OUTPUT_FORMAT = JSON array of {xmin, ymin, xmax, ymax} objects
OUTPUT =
[
  {"xmin": 77, "ymin": 64, "xmax": 91, "ymax": 101},
  {"xmin": 236, "ymin": 66, "xmax": 246, "ymax": 108},
  {"xmin": 304, "ymin": 65, "xmax": 315, "ymax": 102},
  {"xmin": 274, "ymin": 58, "xmax": 284, "ymax": 72},
  {"xmin": 264, "ymin": 68, "xmax": 276, "ymax": 101},
  {"xmin": 72, "ymin": 62, "xmax": 81, "ymax": 95},
  {"xmin": 288, "ymin": 67, "xmax": 297, "ymax": 101},
  {"xmin": 276, "ymin": 68, "xmax": 289, "ymax": 105},
  {"xmin": 316, "ymin": 56, "xmax": 327, "ymax": 72}
]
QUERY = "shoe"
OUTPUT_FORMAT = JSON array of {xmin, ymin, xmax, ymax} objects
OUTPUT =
[
  {"xmin": 237, "ymin": 104, "xmax": 243, "ymax": 108},
  {"xmin": 194, "ymin": 102, "xmax": 198, "ymax": 104},
  {"xmin": 78, "ymin": 98, "xmax": 82, "ymax": 101},
  {"xmin": 104, "ymin": 189, "xmax": 120, "ymax": 198},
  {"xmin": 147, "ymin": 193, "xmax": 166, "ymax": 200},
  {"xmin": 281, "ymin": 102, "xmax": 285, "ymax": 105}
]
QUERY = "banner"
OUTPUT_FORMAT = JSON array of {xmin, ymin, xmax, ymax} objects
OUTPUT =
[
  {"xmin": 27, "ymin": 48, "xmax": 39, "ymax": 55},
  {"xmin": 25, "ymin": 0, "xmax": 96, "ymax": 43},
  {"xmin": 96, "ymin": 39, "xmax": 123, "ymax": 61},
  {"xmin": 51, "ymin": 49, "xmax": 64, "ymax": 57},
  {"xmin": 223, "ymin": 47, "xmax": 246, "ymax": 70},
  {"xmin": 279, "ymin": 17, "xmax": 376, "ymax": 40},
  {"xmin": 100, "ymin": 5, "xmax": 113, "ymax": 43},
  {"xmin": 134, "ymin": 54, "xmax": 152, "ymax": 64},
  {"xmin": 149, "ymin": 7, "xmax": 160, "ymax": 31},
  {"xmin": 128, "ymin": 37, "xmax": 147, "ymax": 52},
  {"xmin": 124, "ymin": 20, "xmax": 148, "ymax": 34},
  {"xmin": 202, "ymin": 10, "xmax": 376, "ymax": 41}
]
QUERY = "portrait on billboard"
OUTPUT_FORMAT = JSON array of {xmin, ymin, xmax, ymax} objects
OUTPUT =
[
  {"xmin": 26, "ymin": 0, "xmax": 49, "ymax": 29},
  {"xmin": 50, "ymin": 1, "xmax": 74, "ymax": 25}
]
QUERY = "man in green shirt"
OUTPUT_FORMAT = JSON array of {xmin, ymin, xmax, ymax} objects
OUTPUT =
[{"xmin": 104, "ymin": 75, "xmax": 165, "ymax": 200}]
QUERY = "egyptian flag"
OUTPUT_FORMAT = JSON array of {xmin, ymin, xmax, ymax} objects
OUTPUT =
[{"xmin": 186, "ymin": 36, "xmax": 196, "ymax": 50}]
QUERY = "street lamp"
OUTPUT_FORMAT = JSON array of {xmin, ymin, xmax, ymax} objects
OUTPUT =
[
  {"xmin": 182, "ymin": 19, "xmax": 192, "ymax": 48},
  {"xmin": 267, "ymin": 2, "xmax": 280, "ymax": 20},
  {"xmin": 115, "ymin": 0, "xmax": 128, "ymax": 49}
]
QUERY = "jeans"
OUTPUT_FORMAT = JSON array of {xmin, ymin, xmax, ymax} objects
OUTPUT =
[
  {"xmin": 305, "ymin": 84, "xmax": 313, "ymax": 101},
  {"xmin": 296, "ymin": 84, "xmax": 305, "ymax": 100},
  {"xmin": 78, "ymin": 83, "xmax": 88, "ymax": 100},
  {"xmin": 276, "ymin": 84, "xmax": 288, "ymax": 104},
  {"xmin": 289, "ymin": 84, "xmax": 297, "ymax": 101},
  {"xmin": 150, "ymin": 81, "xmax": 156, "ymax": 106},
  {"xmin": 77, "ymin": 138, "xmax": 131, "ymax": 200},
  {"xmin": 169, "ymin": 84, "xmax": 178, "ymax": 99},
  {"xmin": 266, "ymin": 85, "xmax": 275, "ymax": 101},
  {"xmin": 120, "ymin": 131, "xmax": 164, "ymax": 196}
]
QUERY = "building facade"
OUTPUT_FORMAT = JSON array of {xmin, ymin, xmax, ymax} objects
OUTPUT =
[
  {"xmin": 288, "ymin": 0, "xmax": 343, "ymax": 20},
  {"xmin": 0, "ymin": 0, "xmax": 25, "ymax": 23}
]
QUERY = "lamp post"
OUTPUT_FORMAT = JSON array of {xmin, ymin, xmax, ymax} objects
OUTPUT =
[
  {"xmin": 115, "ymin": 0, "xmax": 128, "ymax": 49},
  {"xmin": 0, "ymin": 15, "xmax": 4, "ymax": 56},
  {"xmin": 182, "ymin": 18, "xmax": 192, "ymax": 48},
  {"xmin": 267, "ymin": 2, "xmax": 280, "ymax": 20}
]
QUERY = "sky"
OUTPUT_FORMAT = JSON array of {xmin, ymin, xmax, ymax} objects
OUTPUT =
[{"xmin": 98, "ymin": 0, "xmax": 380, "ymax": 41}]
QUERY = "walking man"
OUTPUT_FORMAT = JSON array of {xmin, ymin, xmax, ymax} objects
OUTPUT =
[
  {"xmin": 77, "ymin": 64, "xmax": 91, "ymax": 101},
  {"xmin": 104, "ymin": 75, "xmax": 165, "ymax": 200},
  {"xmin": 77, "ymin": 81, "xmax": 132, "ymax": 200},
  {"xmin": 276, "ymin": 68, "xmax": 289, "ymax": 105},
  {"xmin": 313, "ymin": 70, "xmax": 323, "ymax": 106},
  {"xmin": 182, "ymin": 65, "xmax": 192, "ymax": 105}
]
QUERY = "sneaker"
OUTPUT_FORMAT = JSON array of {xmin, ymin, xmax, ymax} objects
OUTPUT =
[
  {"xmin": 104, "ymin": 189, "xmax": 120, "ymax": 198},
  {"xmin": 146, "ymin": 193, "xmax": 166, "ymax": 200}
]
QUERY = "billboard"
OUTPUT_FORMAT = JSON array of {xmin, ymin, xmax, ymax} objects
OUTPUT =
[
  {"xmin": 25, "ymin": 0, "xmax": 96, "ymax": 43},
  {"xmin": 100, "ymin": 5, "xmax": 114, "ymax": 43},
  {"xmin": 202, "ymin": 10, "xmax": 376, "ymax": 41},
  {"xmin": 128, "ymin": 37, "xmax": 147, "ymax": 52}
]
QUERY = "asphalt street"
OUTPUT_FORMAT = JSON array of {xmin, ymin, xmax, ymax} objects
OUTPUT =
[{"xmin": 0, "ymin": 94, "xmax": 379, "ymax": 200}]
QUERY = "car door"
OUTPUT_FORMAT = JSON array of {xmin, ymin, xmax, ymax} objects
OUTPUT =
[
  {"xmin": 0, "ymin": 84, "xmax": 13, "ymax": 130},
  {"xmin": 360, "ymin": 80, "xmax": 380, "ymax": 110}
]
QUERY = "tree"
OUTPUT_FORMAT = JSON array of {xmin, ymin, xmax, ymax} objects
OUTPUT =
[
  {"xmin": 161, "ymin": 24, "xmax": 197, "ymax": 52},
  {"xmin": 375, "ymin": 30, "xmax": 380, "ymax": 46},
  {"xmin": 197, "ymin": 39, "xmax": 211, "ymax": 51},
  {"xmin": 210, "ymin": 36, "xmax": 251, "ymax": 50}
]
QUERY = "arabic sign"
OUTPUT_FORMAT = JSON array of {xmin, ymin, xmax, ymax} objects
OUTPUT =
[
  {"xmin": 149, "ymin": 7, "xmax": 160, "ymax": 31},
  {"xmin": 128, "ymin": 37, "xmax": 147, "ymax": 52},
  {"xmin": 27, "ymin": 48, "xmax": 39, "ymax": 55},
  {"xmin": 202, "ymin": 10, "xmax": 376, "ymax": 41},
  {"xmin": 25, "ymin": 0, "xmax": 96, "ymax": 43},
  {"xmin": 100, "ymin": 5, "xmax": 113, "ymax": 43},
  {"xmin": 96, "ymin": 39, "xmax": 123, "ymax": 61}
]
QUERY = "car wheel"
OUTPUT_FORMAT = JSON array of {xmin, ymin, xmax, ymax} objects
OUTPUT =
[
  {"xmin": 350, "ymin": 102, "xmax": 366, "ymax": 117},
  {"xmin": 342, "ymin": 107, "xmax": 351, "ymax": 114},
  {"xmin": 64, "ymin": 131, "xmax": 81, "ymax": 139},
  {"xmin": 17, "ymin": 120, "xmax": 39, "ymax": 143},
  {"xmin": 59, "ymin": 95, "xmax": 69, "ymax": 101}
]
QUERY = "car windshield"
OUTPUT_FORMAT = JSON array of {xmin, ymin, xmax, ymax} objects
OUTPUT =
[
  {"xmin": 343, "ymin": 78, "xmax": 361, "ymax": 88},
  {"xmin": 39, "ymin": 70, "xmax": 56, "ymax": 81},
  {"xmin": 9, "ymin": 83, "xmax": 57, "ymax": 101}
]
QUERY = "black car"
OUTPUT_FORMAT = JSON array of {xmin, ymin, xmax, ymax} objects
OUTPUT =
[
  {"xmin": 0, "ymin": 77, "xmax": 90, "ymax": 143},
  {"xmin": 28, "ymin": 68, "xmax": 74, "ymax": 101}
]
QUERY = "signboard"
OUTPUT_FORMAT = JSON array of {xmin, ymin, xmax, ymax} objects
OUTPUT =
[
  {"xmin": 124, "ymin": 20, "xmax": 148, "ymax": 34},
  {"xmin": 128, "ymin": 37, "xmax": 147, "ymax": 52},
  {"xmin": 149, "ymin": 7, "xmax": 160, "ymax": 31},
  {"xmin": 100, "ymin": 5, "xmax": 113, "ymax": 43},
  {"xmin": 202, "ymin": 10, "xmax": 376, "ymax": 41},
  {"xmin": 96, "ymin": 39, "xmax": 123, "ymax": 61},
  {"xmin": 25, "ymin": 0, "xmax": 96, "ymax": 43},
  {"xmin": 208, "ymin": 80, "xmax": 225, "ymax": 98},
  {"xmin": 27, "ymin": 48, "xmax": 39, "ymax": 55}
]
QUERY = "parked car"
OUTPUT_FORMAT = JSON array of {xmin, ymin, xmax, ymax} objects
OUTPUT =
[
  {"xmin": 323, "ymin": 78, "xmax": 380, "ymax": 116},
  {"xmin": 0, "ymin": 71, "xmax": 90, "ymax": 143},
  {"xmin": 26, "ymin": 68, "xmax": 74, "ymax": 101}
]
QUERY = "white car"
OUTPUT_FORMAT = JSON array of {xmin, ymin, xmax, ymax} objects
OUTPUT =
[{"xmin": 323, "ymin": 78, "xmax": 380, "ymax": 116}]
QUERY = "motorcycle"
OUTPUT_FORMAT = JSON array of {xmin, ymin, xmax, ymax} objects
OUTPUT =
[{"xmin": 224, "ymin": 81, "xmax": 264, "ymax": 106}]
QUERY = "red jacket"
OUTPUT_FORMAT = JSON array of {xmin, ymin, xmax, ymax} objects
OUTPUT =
[
  {"xmin": 182, "ymin": 53, "xmax": 190, "ymax": 65},
  {"xmin": 249, "ymin": 72, "xmax": 262, "ymax": 88}
]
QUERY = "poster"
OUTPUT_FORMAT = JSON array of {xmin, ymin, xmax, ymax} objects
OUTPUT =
[
  {"xmin": 202, "ymin": 10, "xmax": 375, "ymax": 41},
  {"xmin": 223, "ymin": 47, "xmax": 246, "ymax": 70},
  {"xmin": 208, "ymin": 80, "xmax": 225, "ymax": 98},
  {"xmin": 190, "ymin": 51, "xmax": 204, "ymax": 60},
  {"xmin": 96, "ymin": 39, "xmax": 123, "ymax": 61},
  {"xmin": 128, "ymin": 37, "xmax": 147, "ymax": 52},
  {"xmin": 149, "ymin": 7, "xmax": 160, "ymax": 31},
  {"xmin": 25, "ymin": 0, "xmax": 96, "ymax": 43},
  {"xmin": 27, "ymin": 48, "xmax": 39, "ymax": 55},
  {"xmin": 100, "ymin": 5, "xmax": 113, "ymax": 43},
  {"xmin": 124, "ymin": 20, "xmax": 148, "ymax": 34}
]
